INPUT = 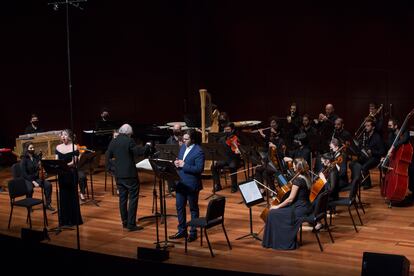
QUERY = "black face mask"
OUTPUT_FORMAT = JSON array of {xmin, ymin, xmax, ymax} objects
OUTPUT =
[
  {"xmin": 28, "ymin": 149, "xmax": 35, "ymax": 155},
  {"xmin": 388, "ymin": 128, "xmax": 394, "ymax": 133},
  {"xmin": 32, "ymin": 121, "xmax": 38, "ymax": 127},
  {"xmin": 173, "ymin": 130, "xmax": 182, "ymax": 137}
]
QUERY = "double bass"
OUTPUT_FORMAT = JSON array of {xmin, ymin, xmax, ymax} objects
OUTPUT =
[{"xmin": 379, "ymin": 109, "xmax": 414, "ymax": 203}]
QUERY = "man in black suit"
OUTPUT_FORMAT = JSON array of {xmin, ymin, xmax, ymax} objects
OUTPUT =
[{"xmin": 106, "ymin": 124, "xmax": 150, "ymax": 231}]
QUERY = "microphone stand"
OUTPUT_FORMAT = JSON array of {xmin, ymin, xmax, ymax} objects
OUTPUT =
[{"xmin": 48, "ymin": 0, "xmax": 87, "ymax": 251}]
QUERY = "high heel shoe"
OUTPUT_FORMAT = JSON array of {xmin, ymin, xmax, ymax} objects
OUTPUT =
[{"xmin": 80, "ymin": 193, "xmax": 86, "ymax": 201}]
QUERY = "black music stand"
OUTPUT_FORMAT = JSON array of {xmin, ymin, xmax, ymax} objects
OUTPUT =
[
  {"xmin": 236, "ymin": 179, "xmax": 264, "ymax": 241},
  {"xmin": 41, "ymin": 160, "xmax": 75, "ymax": 235},
  {"xmin": 155, "ymin": 144, "xmax": 180, "ymax": 161},
  {"xmin": 201, "ymin": 143, "xmax": 228, "ymax": 200},
  {"xmin": 78, "ymin": 151, "xmax": 100, "ymax": 206},
  {"xmin": 148, "ymin": 158, "xmax": 180, "ymax": 249}
]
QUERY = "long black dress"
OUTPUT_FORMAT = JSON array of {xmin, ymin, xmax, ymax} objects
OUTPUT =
[
  {"xmin": 56, "ymin": 149, "xmax": 83, "ymax": 226},
  {"xmin": 262, "ymin": 176, "xmax": 311, "ymax": 250}
]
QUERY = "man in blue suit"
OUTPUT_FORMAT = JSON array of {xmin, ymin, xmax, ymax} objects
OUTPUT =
[{"xmin": 169, "ymin": 129, "xmax": 205, "ymax": 242}]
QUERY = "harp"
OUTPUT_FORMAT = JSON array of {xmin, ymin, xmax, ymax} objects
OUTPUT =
[{"xmin": 200, "ymin": 89, "xmax": 212, "ymax": 143}]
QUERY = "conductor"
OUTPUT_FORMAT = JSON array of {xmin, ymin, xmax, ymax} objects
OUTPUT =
[{"xmin": 106, "ymin": 124, "xmax": 150, "ymax": 231}]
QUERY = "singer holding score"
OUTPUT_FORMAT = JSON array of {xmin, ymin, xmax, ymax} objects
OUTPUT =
[{"xmin": 169, "ymin": 129, "xmax": 205, "ymax": 243}]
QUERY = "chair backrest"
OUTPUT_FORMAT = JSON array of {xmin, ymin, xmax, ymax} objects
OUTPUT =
[
  {"xmin": 313, "ymin": 190, "xmax": 330, "ymax": 220},
  {"xmin": 206, "ymin": 196, "xmax": 226, "ymax": 222},
  {"xmin": 11, "ymin": 162, "xmax": 22, "ymax": 179},
  {"xmin": 348, "ymin": 161, "xmax": 362, "ymax": 200},
  {"xmin": 8, "ymin": 178, "xmax": 29, "ymax": 199}
]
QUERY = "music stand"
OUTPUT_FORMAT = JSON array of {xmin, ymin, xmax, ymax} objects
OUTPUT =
[
  {"xmin": 41, "ymin": 160, "xmax": 75, "ymax": 235},
  {"xmin": 148, "ymin": 158, "xmax": 180, "ymax": 249},
  {"xmin": 236, "ymin": 179, "xmax": 264, "ymax": 241},
  {"xmin": 208, "ymin": 132, "xmax": 226, "ymax": 143},
  {"xmin": 78, "ymin": 151, "xmax": 100, "ymax": 206},
  {"xmin": 155, "ymin": 144, "xmax": 180, "ymax": 161},
  {"xmin": 201, "ymin": 143, "xmax": 228, "ymax": 200}
]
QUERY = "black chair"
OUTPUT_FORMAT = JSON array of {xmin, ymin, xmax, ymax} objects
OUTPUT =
[
  {"xmin": 328, "ymin": 161, "xmax": 363, "ymax": 233},
  {"xmin": 185, "ymin": 196, "xmax": 232, "ymax": 257},
  {"xmin": 11, "ymin": 162, "xmax": 22, "ymax": 179},
  {"xmin": 7, "ymin": 178, "xmax": 47, "ymax": 229},
  {"xmin": 299, "ymin": 191, "xmax": 334, "ymax": 252}
]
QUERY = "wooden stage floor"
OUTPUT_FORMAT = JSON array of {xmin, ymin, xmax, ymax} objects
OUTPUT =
[{"xmin": 1, "ymin": 166, "xmax": 414, "ymax": 275}]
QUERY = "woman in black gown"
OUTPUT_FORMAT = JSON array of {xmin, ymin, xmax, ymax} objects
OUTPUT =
[
  {"xmin": 55, "ymin": 129, "xmax": 83, "ymax": 226},
  {"xmin": 262, "ymin": 158, "xmax": 311, "ymax": 250}
]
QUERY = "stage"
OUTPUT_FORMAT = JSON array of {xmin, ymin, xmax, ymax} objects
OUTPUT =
[{"xmin": 1, "ymin": 167, "xmax": 414, "ymax": 275}]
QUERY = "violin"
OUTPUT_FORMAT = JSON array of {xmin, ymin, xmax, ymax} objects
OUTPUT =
[
  {"xmin": 226, "ymin": 134, "xmax": 240, "ymax": 154},
  {"xmin": 76, "ymin": 144, "xmax": 95, "ymax": 154}
]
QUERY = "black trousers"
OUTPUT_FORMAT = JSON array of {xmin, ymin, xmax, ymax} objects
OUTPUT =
[
  {"xmin": 359, "ymin": 157, "xmax": 380, "ymax": 187},
  {"xmin": 116, "ymin": 177, "xmax": 139, "ymax": 228},
  {"xmin": 25, "ymin": 179, "xmax": 52, "ymax": 206},
  {"xmin": 78, "ymin": 170, "xmax": 87, "ymax": 194},
  {"xmin": 254, "ymin": 164, "xmax": 276, "ymax": 191},
  {"xmin": 212, "ymin": 159, "xmax": 240, "ymax": 189}
]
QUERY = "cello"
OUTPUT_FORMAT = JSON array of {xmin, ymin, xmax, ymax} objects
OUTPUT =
[
  {"xmin": 379, "ymin": 109, "xmax": 414, "ymax": 203},
  {"xmin": 259, "ymin": 171, "xmax": 302, "ymax": 222}
]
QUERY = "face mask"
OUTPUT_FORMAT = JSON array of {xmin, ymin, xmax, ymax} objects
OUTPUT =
[
  {"xmin": 28, "ymin": 149, "xmax": 35, "ymax": 155},
  {"xmin": 388, "ymin": 128, "xmax": 394, "ymax": 133},
  {"xmin": 173, "ymin": 130, "xmax": 181, "ymax": 136},
  {"xmin": 32, "ymin": 121, "xmax": 38, "ymax": 127}
]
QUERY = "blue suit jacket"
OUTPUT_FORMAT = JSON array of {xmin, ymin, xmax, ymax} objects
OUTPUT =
[{"xmin": 176, "ymin": 144, "xmax": 205, "ymax": 191}]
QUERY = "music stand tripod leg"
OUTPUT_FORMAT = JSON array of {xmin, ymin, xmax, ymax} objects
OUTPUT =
[{"xmin": 235, "ymin": 207, "xmax": 262, "ymax": 241}]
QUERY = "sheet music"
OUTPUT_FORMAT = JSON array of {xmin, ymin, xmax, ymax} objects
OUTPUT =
[{"xmin": 239, "ymin": 180, "xmax": 263, "ymax": 204}]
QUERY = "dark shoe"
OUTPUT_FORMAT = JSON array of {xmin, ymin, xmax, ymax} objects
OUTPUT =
[
  {"xmin": 214, "ymin": 185, "xmax": 222, "ymax": 192},
  {"xmin": 46, "ymin": 205, "xmax": 56, "ymax": 211},
  {"xmin": 187, "ymin": 235, "xmax": 197, "ymax": 243},
  {"xmin": 127, "ymin": 225, "xmax": 144, "ymax": 232},
  {"xmin": 169, "ymin": 231, "xmax": 186, "ymax": 239}
]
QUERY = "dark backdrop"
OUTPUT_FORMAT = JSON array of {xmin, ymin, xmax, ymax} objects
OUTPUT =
[{"xmin": 1, "ymin": 0, "xmax": 414, "ymax": 148}]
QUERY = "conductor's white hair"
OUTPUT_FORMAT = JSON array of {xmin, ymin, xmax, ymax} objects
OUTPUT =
[{"xmin": 118, "ymin": 124, "xmax": 133, "ymax": 135}]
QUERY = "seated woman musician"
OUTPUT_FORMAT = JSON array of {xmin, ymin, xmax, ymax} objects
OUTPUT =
[
  {"xmin": 317, "ymin": 152, "xmax": 340, "ymax": 201},
  {"xmin": 211, "ymin": 122, "xmax": 241, "ymax": 193},
  {"xmin": 20, "ymin": 142, "xmax": 55, "ymax": 211},
  {"xmin": 262, "ymin": 158, "xmax": 312, "ymax": 250}
]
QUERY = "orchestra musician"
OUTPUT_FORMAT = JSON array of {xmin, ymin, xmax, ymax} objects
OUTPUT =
[
  {"xmin": 255, "ymin": 117, "xmax": 286, "ymax": 190},
  {"xmin": 369, "ymin": 102, "xmax": 384, "ymax": 135},
  {"xmin": 55, "ymin": 129, "xmax": 83, "ymax": 227},
  {"xmin": 285, "ymin": 103, "xmax": 301, "ymax": 149},
  {"xmin": 358, "ymin": 119, "xmax": 386, "ymax": 189},
  {"xmin": 329, "ymin": 138, "xmax": 348, "ymax": 189},
  {"xmin": 106, "ymin": 124, "xmax": 151, "ymax": 231},
  {"xmin": 383, "ymin": 118, "xmax": 412, "ymax": 192},
  {"xmin": 332, "ymin": 118, "xmax": 352, "ymax": 147},
  {"xmin": 166, "ymin": 123, "xmax": 183, "ymax": 196},
  {"xmin": 300, "ymin": 113, "xmax": 318, "ymax": 154},
  {"xmin": 284, "ymin": 133, "xmax": 311, "ymax": 171},
  {"xmin": 318, "ymin": 152, "xmax": 340, "ymax": 201},
  {"xmin": 314, "ymin": 103, "xmax": 339, "ymax": 153},
  {"xmin": 166, "ymin": 123, "xmax": 183, "ymax": 146},
  {"xmin": 21, "ymin": 142, "xmax": 55, "ymax": 211},
  {"xmin": 169, "ymin": 130, "xmax": 205, "ymax": 243},
  {"xmin": 24, "ymin": 113, "xmax": 44, "ymax": 134},
  {"xmin": 262, "ymin": 158, "xmax": 312, "ymax": 250},
  {"xmin": 211, "ymin": 122, "xmax": 241, "ymax": 193}
]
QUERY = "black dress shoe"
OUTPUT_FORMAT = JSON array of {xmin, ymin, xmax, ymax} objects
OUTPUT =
[
  {"xmin": 46, "ymin": 205, "xmax": 56, "ymax": 211},
  {"xmin": 187, "ymin": 235, "xmax": 197, "ymax": 243},
  {"xmin": 127, "ymin": 225, "xmax": 144, "ymax": 232},
  {"xmin": 169, "ymin": 232, "xmax": 186, "ymax": 239}
]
